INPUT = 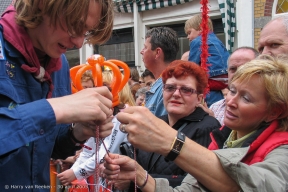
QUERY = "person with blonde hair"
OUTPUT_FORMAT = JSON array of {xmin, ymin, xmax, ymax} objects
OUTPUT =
[
  {"xmin": 81, "ymin": 70, "xmax": 95, "ymax": 88},
  {"xmin": 119, "ymin": 82, "xmax": 136, "ymax": 107},
  {"xmin": 0, "ymin": 0, "xmax": 114, "ymax": 188},
  {"xmin": 184, "ymin": 14, "xmax": 214, "ymax": 41},
  {"xmin": 184, "ymin": 14, "xmax": 229, "ymax": 107},
  {"xmin": 104, "ymin": 55, "xmax": 288, "ymax": 192},
  {"xmin": 102, "ymin": 70, "xmax": 136, "ymax": 108}
]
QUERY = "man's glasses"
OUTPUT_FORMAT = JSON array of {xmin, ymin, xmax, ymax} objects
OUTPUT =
[{"xmin": 163, "ymin": 84, "xmax": 197, "ymax": 96}]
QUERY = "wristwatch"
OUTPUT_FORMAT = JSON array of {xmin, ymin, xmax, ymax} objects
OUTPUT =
[{"xmin": 165, "ymin": 131, "xmax": 185, "ymax": 161}]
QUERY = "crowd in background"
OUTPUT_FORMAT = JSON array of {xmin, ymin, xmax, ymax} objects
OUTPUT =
[
  {"xmin": 53, "ymin": 14, "xmax": 288, "ymax": 192},
  {"xmin": 1, "ymin": 1, "xmax": 288, "ymax": 191}
]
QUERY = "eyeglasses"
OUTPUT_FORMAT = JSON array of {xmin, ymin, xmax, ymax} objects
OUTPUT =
[
  {"xmin": 67, "ymin": 30, "xmax": 92, "ymax": 40},
  {"xmin": 163, "ymin": 84, "xmax": 197, "ymax": 96}
]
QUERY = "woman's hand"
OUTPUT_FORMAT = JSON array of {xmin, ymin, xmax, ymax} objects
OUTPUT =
[
  {"xmin": 116, "ymin": 106, "xmax": 176, "ymax": 156},
  {"xmin": 103, "ymin": 153, "xmax": 137, "ymax": 182},
  {"xmin": 103, "ymin": 153, "xmax": 156, "ymax": 192}
]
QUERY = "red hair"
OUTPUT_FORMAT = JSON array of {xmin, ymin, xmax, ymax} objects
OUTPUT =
[{"xmin": 162, "ymin": 60, "xmax": 208, "ymax": 94}]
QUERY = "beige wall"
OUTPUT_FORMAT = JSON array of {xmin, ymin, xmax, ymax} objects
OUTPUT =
[{"xmin": 253, "ymin": 0, "xmax": 274, "ymax": 49}]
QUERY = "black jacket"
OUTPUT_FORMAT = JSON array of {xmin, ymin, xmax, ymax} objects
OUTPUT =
[{"xmin": 134, "ymin": 107, "xmax": 221, "ymax": 189}]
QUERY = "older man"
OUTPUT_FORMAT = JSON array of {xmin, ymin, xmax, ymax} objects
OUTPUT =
[
  {"xmin": 205, "ymin": 47, "xmax": 259, "ymax": 125},
  {"xmin": 258, "ymin": 15, "xmax": 288, "ymax": 55}
]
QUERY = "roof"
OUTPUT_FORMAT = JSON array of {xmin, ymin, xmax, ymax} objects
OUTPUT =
[{"xmin": 0, "ymin": 0, "xmax": 12, "ymax": 15}]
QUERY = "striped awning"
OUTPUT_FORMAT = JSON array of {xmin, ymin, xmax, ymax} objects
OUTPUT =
[
  {"xmin": 114, "ymin": 0, "xmax": 134, "ymax": 13},
  {"xmin": 218, "ymin": 0, "xmax": 235, "ymax": 52},
  {"xmin": 114, "ymin": 0, "xmax": 193, "ymax": 13}
]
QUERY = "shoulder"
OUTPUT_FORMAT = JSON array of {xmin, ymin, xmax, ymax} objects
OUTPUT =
[
  {"xmin": 60, "ymin": 54, "xmax": 69, "ymax": 69},
  {"xmin": 202, "ymin": 114, "xmax": 221, "ymax": 125},
  {"xmin": 190, "ymin": 37, "xmax": 201, "ymax": 46},
  {"xmin": 197, "ymin": 108, "xmax": 221, "ymax": 128},
  {"xmin": 185, "ymin": 108, "xmax": 221, "ymax": 129},
  {"xmin": 210, "ymin": 99, "xmax": 225, "ymax": 109}
]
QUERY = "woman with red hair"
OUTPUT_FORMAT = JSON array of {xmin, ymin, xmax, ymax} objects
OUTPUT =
[{"xmin": 121, "ymin": 60, "xmax": 221, "ymax": 191}]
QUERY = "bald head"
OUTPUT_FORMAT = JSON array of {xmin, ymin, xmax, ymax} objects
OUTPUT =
[
  {"xmin": 181, "ymin": 51, "xmax": 189, "ymax": 61},
  {"xmin": 228, "ymin": 47, "xmax": 258, "ymax": 84},
  {"xmin": 258, "ymin": 16, "xmax": 288, "ymax": 56}
]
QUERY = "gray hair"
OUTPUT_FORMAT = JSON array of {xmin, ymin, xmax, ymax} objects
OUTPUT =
[
  {"xmin": 135, "ymin": 87, "xmax": 148, "ymax": 98},
  {"xmin": 272, "ymin": 15, "xmax": 288, "ymax": 34},
  {"xmin": 282, "ymin": 15, "xmax": 288, "ymax": 33}
]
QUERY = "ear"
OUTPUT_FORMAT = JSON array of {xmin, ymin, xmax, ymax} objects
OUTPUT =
[
  {"xmin": 155, "ymin": 47, "xmax": 162, "ymax": 59},
  {"xmin": 265, "ymin": 107, "xmax": 283, "ymax": 122},
  {"xmin": 197, "ymin": 94, "xmax": 204, "ymax": 104}
]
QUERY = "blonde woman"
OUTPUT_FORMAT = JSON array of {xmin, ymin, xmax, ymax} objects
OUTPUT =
[{"xmin": 119, "ymin": 82, "xmax": 136, "ymax": 107}]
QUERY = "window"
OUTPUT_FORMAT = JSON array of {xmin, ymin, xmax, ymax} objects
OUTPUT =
[
  {"xmin": 276, "ymin": 0, "xmax": 288, "ymax": 14},
  {"xmin": 96, "ymin": 28, "xmax": 135, "ymax": 67},
  {"xmin": 273, "ymin": 0, "xmax": 288, "ymax": 17}
]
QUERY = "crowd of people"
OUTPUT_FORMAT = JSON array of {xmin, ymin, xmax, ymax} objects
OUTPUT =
[
  {"xmin": 0, "ymin": 0, "xmax": 288, "ymax": 192},
  {"xmin": 102, "ymin": 15, "xmax": 288, "ymax": 192}
]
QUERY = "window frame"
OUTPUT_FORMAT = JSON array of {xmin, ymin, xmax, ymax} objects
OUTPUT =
[{"xmin": 272, "ymin": 0, "xmax": 288, "ymax": 18}]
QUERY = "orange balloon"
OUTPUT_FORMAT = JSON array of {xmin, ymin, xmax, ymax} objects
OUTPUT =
[
  {"xmin": 108, "ymin": 59, "xmax": 131, "ymax": 91},
  {"xmin": 75, "ymin": 65, "xmax": 92, "ymax": 91},
  {"xmin": 69, "ymin": 54, "xmax": 130, "ymax": 107}
]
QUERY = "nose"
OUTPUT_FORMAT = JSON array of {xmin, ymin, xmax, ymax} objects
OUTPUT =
[
  {"xmin": 226, "ymin": 93, "xmax": 237, "ymax": 108},
  {"xmin": 140, "ymin": 48, "xmax": 144, "ymax": 55},
  {"xmin": 261, "ymin": 47, "xmax": 272, "ymax": 55},
  {"xmin": 172, "ymin": 88, "xmax": 181, "ymax": 97},
  {"xmin": 70, "ymin": 36, "xmax": 85, "ymax": 49}
]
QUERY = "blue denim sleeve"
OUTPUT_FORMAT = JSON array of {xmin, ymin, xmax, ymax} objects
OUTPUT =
[
  {"xmin": 188, "ymin": 38, "xmax": 201, "ymax": 64},
  {"xmin": 0, "ymin": 99, "xmax": 56, "ymax": 155},
  {"xmin": 154, "ymin": 97, "xmax": 167, "ymax": 117}
]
